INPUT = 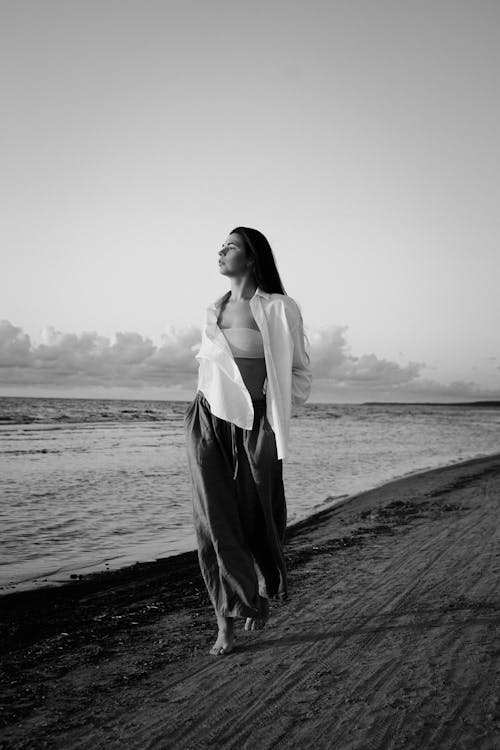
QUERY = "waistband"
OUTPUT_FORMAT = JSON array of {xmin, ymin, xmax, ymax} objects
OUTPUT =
[
  {"xmin": 195, "ymin": 389, "xmax": 266, "ymax": 409},
  {"xmin": 195, "ymin": 390, "xmax": 266, "ymax": 480}
]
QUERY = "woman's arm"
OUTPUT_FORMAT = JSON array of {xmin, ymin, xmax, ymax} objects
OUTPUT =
[{"xmin": 289, "ymin": 306, "xmax": 312, "ymax": 406}]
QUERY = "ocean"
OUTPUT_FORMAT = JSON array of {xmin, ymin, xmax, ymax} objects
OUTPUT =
[{"xmin": 1, "ymin": 395, "xmax": 499, "ymax": 593}]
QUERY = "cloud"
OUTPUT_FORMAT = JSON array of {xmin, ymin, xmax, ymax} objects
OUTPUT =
[
  {"xmin": 309, "ymin": 325, "xmax": 424, "ymax": 386},
  {"xmin": 392, "ymin": 377, "xmax": 500, "ymax": 399},
  {"xmin": 0, "ymin": 320, "xmax": 201, "ymax": 388},
  {"xmin": 308, "ymin": 325, "xmax": 500, "ymax": 399},
  {"xmin": 0, "ymin": 321, "xmax": 31, "ymax": 367},
  {"xmin": 0, "ymin": 319, "xmax": 498, "ymax": 400}
]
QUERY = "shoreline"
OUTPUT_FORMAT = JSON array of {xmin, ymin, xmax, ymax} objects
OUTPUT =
[
  {"xmin": 2, "ymin": 452, "xmax": 500, "ymax": 748},
  {"xmin": 285, "ymin": 450, "xmax": 500, "ymax": 535},
  {"xmin": 2, "ymin": 450, "xmax": 498, "ymax": 599},
  {"xmin": 1, "ymin": 451, "xmax": 499, "ymax": 643}
]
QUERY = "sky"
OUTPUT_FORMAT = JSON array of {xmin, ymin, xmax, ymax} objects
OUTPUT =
[{"xmin": 1, "ymin": 0, "xmax": 499, "ymax": 403}]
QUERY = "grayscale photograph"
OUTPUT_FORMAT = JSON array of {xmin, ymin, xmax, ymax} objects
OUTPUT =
[{"xmin": 1, "ymin": 1, "xmax": 499, "ymax": 748}]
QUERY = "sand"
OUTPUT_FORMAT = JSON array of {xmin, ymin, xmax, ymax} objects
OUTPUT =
[{"xmin": 1, "ymin": 453, "xmax": 499, "ymax": 749}]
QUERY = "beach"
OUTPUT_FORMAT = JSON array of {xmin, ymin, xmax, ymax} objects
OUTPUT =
[{"xmin": 1, "ymin": 453, "xmax": 499, "ymax": 749}]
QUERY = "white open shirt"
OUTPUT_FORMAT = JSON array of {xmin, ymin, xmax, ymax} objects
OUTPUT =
[{"xmin": 194, "ymin": 286, "xmax": 312, "ymax": 460}]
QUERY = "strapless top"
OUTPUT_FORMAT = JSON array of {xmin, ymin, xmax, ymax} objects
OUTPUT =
[{"xmin": 219, "ymin": 326, "xmax": 265, "ymax": 358}]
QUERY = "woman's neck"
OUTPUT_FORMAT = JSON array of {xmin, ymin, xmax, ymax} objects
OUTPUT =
[{"xmin": 228, "ymin": 277, "xmax": 257, "ymax": 302}]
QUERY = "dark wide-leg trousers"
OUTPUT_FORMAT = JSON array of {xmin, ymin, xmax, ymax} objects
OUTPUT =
[{"xmin": 183, "ymin": 390, "xmax": 288, "ymax": 619}]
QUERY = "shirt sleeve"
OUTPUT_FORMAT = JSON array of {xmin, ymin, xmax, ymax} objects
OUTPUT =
[{"xmin": 289, "ymin": 304, "xmax": 312, "ymax": 406}]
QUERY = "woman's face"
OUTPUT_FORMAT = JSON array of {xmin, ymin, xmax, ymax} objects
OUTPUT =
[{"xmin": 218, "ymin": 234, "xmax": 251, "ymax": 277}]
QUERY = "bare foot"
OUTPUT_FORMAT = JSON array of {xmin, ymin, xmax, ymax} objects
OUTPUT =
[
  {"xmin": 210, "ymin": 616, "xmax": 234, "ymax": 655},
  {"xmin": 244, "ymin": 596, "xmax": 270, "ymax": 632}
]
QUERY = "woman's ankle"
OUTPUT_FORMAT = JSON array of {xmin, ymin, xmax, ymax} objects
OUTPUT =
[{"xmin": 216, "ymin": 613, "xmax": 234, "ymax": 630}]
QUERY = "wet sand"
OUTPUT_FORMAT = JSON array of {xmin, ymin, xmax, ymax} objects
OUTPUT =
[{"xmin": 1, "ymin": 454, "xmax": 500, "ymax": 749}]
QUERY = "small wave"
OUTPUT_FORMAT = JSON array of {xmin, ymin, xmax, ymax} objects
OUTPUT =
[
  {"xmin": 0, "ymin": 415, "xmax": 35, "ymax": 424},
  {"xmin": 1, "ymin": 448, "xmax": 61, "ymax": 455}
]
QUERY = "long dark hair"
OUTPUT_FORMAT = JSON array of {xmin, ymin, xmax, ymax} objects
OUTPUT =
[{"xmin": 229, "ymin": 227, "xmax": 287, "ymax": 295}]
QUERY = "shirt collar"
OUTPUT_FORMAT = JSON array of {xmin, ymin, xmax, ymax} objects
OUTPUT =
[{"xmin": 209, "ymin": 285, "xmax": 271, "ymax": 311}]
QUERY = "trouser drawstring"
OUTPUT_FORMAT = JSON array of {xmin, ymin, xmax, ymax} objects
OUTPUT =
[
  {"xmin": 231, "ymin": 422, "xmax": 239, "ymax": 480},
  {"xmin": 227, "ymin": 397, "xmax": 266, "ymax": 481}
]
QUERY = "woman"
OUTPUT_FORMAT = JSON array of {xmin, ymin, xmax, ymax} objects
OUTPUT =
[{"xmin": 184, "ymin": 226, "xmax": 312, "ymax": 655}]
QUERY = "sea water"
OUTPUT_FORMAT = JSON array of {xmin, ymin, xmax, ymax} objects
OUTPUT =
[{"xmin": 1, "ymin": 396, "xmax": 499, "ymax": 592}]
